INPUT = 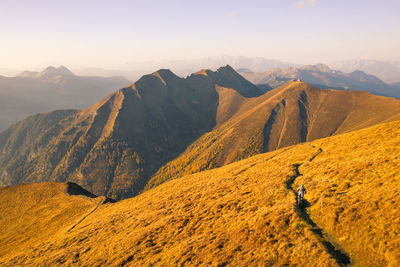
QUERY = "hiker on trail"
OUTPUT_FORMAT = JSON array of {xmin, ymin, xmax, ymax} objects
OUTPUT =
[{"xmin": 297, "ymin": 184, "xmax": 306, "ymax": 205}]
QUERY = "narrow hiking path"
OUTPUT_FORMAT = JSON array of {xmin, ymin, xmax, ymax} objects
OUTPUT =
[
  {"xmin": 67, "ymin": 197, "xmax": 108, "ymax": 232},
  {"xmin": 286, "ymin": 146, "xmax": 353, "ymax": 267}
]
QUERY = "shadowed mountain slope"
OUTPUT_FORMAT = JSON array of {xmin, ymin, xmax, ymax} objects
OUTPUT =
[
  {"xmin": 1, "ymin": 120, "xmax": 399, "ymax": 266},
  {"xmin": 147, "ymin": 81, "xmax": 400, "ymax": 189},
  {"xmin": 239, "ymin": 64, "xmax": 399, "ymax": 98},
  {"xmin": 0, "ymin": 66, "xmax": 262, "ymax": 199}
]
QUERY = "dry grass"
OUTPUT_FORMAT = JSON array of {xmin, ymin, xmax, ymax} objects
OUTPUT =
[
  {"xmin": 1, "ymin": 120, "xmax": 400, "ymax": 266},
  {"xmin": 297, "ymin": 121, "xmax": 400, "ymax": 266},
  {"xmin": 1, "ymin": 149, "xmax": 337, "ymax": 266},
  {"xmin": 0, "ymin": 182, "xmax": 101, "ymax": 262}
]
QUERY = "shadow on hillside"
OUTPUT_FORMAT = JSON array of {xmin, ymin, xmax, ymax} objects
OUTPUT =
[{"xmin": 67, "ymin": 182, "xmax": 115, "ymax": 203}]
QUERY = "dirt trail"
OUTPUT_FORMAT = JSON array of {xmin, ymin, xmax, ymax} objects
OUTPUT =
[
  {"xmin": 286, "ymin": 146, "xmax": 353, "ymax": 266},
  {"xmin": 67, "ymin": 197, "xmax": 108, "ymax": 232}
]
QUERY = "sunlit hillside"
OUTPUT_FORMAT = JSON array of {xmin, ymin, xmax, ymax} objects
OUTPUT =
[
  {"xmin": 1, "ymin": 120, "xmax": 399, "ymax": 266},
  {"xmin": 147, "ymin": 81, "xmax": 400, "ymax": 189}
]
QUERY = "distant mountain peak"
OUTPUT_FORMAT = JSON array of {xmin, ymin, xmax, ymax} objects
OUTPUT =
[
  {"xmin": 330, "ymin": 59, "xmax": 400, "ymax": 83},
  {"xmin": 216, "ymin": 64, "xmax": 236, "ymax": 74},
  {"xmin": 350, "ymin": 69, "xmax": 367, "ymax": 75},
  {"xmin": 153, "ymin": 68, "xmax": 173, "ymax": 75},
  {"xmin": 150, "ymin": 69, "xmax": 181, "ymax": 86},
  {"xmin": 209, "ymin": 65, "xmax": 264, "ymax": 97},
  {"xmin": 236, "ymin": 68, "xmax": 254, "ymax": 74},
  {"xmin": 300, "ymin": 63, "xmax": 332, "ymax": 73},
  {"xmin": 348, "ymin": 69, "xmax": 378, "ymax": 80},
  {"xmin": 17, "ymin": 70, "xmax": 39, "ymax": 78},
  {"xmin": 37, "ymin": 65, "xmax": 75, "ymax": 79},
  {"xmin": 152, "ymin": 69, "xmax": 179, "ymax": 80},
  {"xmin": 17, "ymin": 66, "xmax": 75, "ymax": 79},
  {"xmin": 192, "ymin": 65, "xmax": 238, "ymax": 78}
]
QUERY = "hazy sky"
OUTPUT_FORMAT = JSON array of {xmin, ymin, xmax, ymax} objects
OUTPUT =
[{"xmin": 1, "ymin": 0, "xmax": 399, "ymax": 70}]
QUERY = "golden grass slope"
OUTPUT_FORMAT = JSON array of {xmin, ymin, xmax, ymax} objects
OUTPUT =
[
  {"xmin": 297, "ymin": 122, "xmax": 400, "ymax": 266},
  {"xmin": 1, "ymin": 120, "xmax": 400, "ymax": 266},
  {"xmin": 0, "ymin": 182, "xmax": 103, "ymax": 262},
  {"xmin": 147, "ymin": 81, "xmax": 400, "ymax": 189}
]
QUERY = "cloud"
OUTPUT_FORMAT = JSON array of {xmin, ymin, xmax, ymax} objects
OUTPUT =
[{"xmin": 296, "ymin": 0, "xmax": 317, "ymax": 8}]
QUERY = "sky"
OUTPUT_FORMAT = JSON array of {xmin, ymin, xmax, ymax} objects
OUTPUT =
[{"xmin": 0, "ymin": 0, "xmax": 399, "ymax": 71}]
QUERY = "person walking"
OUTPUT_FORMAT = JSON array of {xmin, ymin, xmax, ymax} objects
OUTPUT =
[{"xmin": 297, "ymin": 184, "xmax": 306, "ymax": 206}]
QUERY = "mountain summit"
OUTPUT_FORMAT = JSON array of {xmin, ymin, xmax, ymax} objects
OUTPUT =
[
  {"xmin": 2, "ymin": 66, "xmax": 400, "ymax": 200},
  {"xmin": 300, "ymin": 63, "xmax": 333, "ymax": 73},
  {"xmin": 18, "ymin": 65, "xmax": 75, "ymax": 79},
  {"xmin": 36, "ymin": 65, "xmax": 75, "ymax": 79},
  {"xmin": 0, "ymin": 66, "xmax": 262, "ymax": 199}
]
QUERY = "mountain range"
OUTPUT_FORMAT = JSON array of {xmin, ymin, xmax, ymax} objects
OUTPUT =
[
  {"xmin": 0, "ymin": 66, "xmax": 130, "ymax": 131},
  {"xmin": 71, "ymin": 57, "xmax": 400, "ymax": 87},
  {"xmin": 0, "ymin": 66, "xmax": 263, "ymax": 199},
  {"xmin": 73, "ymin": 57, "xmax": 400, "ymax": 85},
  {"xmin": 238, "ymin": 64, "xmax": 400, "ymax": 98},
  {"xmin": 1, "ymin": 66, "xmax": 400, "ymax": 200},
  {"xmin": 330, "ymin": 59, "xmax": 400, "ymax": 83}
]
